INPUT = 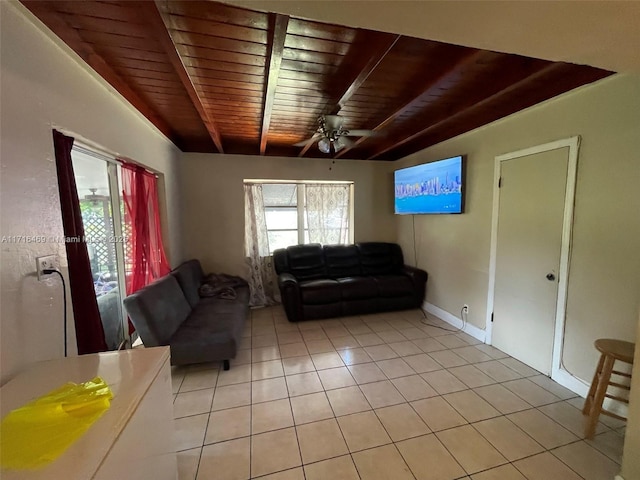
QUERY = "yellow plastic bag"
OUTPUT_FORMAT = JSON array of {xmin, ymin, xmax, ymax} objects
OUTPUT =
[{"xmin": 0, "ymin": 376, "xmax": 113, "ymax": 470}]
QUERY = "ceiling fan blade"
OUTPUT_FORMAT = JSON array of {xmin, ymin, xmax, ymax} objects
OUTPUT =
[
  {"xmin": 339, "ymin": 137, "xmax": 354, "ymax": 149},
  {"xmin": 344, "ymin": 129, "xmax": 376, "ymax": 137},
  {"xmin": 293, "ymin": 132, "xmax": 321, "ymax": 147}
]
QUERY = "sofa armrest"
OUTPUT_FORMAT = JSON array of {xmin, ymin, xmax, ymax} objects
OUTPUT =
[
  {"xmin": 278, "ymin": 272, "xmax": 299, "ymax": 289},
  {"xmin": 402, "ymin": 265, "xmax": 428, "ymax": 304},
  {"xmin": 277, "ymin": 273, "xmax": 304, "ymax": 322}
]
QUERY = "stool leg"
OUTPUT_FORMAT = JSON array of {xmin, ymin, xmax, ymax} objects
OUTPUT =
[
  {"xmin": 583, "ymin": 354, "xmax": 606, "ymax": 415},
  {"xmin": 585, "ymin": 355, "xmax": 615, "ymax": 439}
]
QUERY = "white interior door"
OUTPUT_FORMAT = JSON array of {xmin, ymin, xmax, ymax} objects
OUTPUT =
[{"xmin": 492, "ymin": 147, "xmax": 569, "ymax": 375}]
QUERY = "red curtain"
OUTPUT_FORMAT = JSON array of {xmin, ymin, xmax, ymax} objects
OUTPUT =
[
  {"xmin": 52, "ymin": 130, "xmax": 108, "ymax": 354},
  {"xmin": 121, "ymin": 163, "xmax": 170, "ymax": 305}
]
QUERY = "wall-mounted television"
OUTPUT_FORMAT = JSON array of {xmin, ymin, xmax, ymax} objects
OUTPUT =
[{"xmin": 394, "ymin": 155, "xmax": 465, "ymax": 214}]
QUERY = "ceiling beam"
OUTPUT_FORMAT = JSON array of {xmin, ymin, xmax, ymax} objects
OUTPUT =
[
  {"xmin": 367, "ymin": 62, "xmax": 565, "ymax": 160},
  {"xmin": 21, "ymin": 1, "xmax": 184, "ymax": 149},
  {"xmin": 331, "ymin": 33, "xmax": 401, "ymax": 113},
  {"xmin": 298, "ymin": 32, "xmax": 399, "ymax": 158},
  {"xmin": 296, "ymin": 134, "xmax": 320, "ymax": 158},
  {"xmin": 260, "ymin": 14, "xmax": 289, "ymax": 155},
  {"xmin": 334, "ymin": 49, "xmax": 484, "ymax": 159},
  {"xmin": 142, "ymin": 1, "xmax": 224, "ymax": 153},
  {"xmin": 389, "ymin": 64, "xmax": 611, "ymax": 159}
]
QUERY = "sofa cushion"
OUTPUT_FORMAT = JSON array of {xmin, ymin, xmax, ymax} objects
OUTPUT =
[
  {"xmin": 169, "ymin": 285, "xmax": 249, "ymax": 365},
  {"xmin": 300, "ymin": 279, "xmax": 341, "ymax": 304},
  {"xmin": 374, "ymin": 275, "xmax": 414, "ymax": 297},
  {"xmin": 324, "ymin": 245, "xmax": 361, "ymax": 278},
  {"xmin": 287, "ymin": 244, "xmax": 327, "ymax": 280},
  {"xmin": 357, "ymin": 243, "xmax": 404, "ymax": 275},
  {"xmin": 123, "ymin": 276, "xmax": 191, "ymax": 347},
  {"xmin": 337, "ymin": 277, "xmax": 377, "ymax": 300},
  {"xmin": 171, "ymin": 259, "xmax": 205, "ymax": 308}
]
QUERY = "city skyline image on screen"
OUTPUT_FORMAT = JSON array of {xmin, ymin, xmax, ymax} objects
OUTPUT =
[{"xmin": 394, "ymin": 155, "xmax": 464, "ymax": 214}]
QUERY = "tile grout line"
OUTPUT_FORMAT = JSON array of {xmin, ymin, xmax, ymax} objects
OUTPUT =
[
  {"xmin": 547, "ymin": 439, "xmax": 612, "ymax": 479},
  {"xmin": 286, "ymin": 394, "xmax": 307, "ymax": 480},
  {"xmin": 176, "ymin": 307, "xmax": 624, "ymax": 480},
  {"xmin": 194, "ymin": 364, "xmax": 220, "ymax": 479}
]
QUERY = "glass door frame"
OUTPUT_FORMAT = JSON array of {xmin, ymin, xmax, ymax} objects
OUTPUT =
[
  {"xmin": 72, "ymin": 144, "xmax": 131, "ymax": 348},
  {"xmin": 106, "ymin": 162, "xmax": 130, "ymax": 348}
]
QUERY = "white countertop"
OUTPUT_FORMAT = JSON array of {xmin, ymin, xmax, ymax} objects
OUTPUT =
[{"xmin": 0, "ymin": 347, "xmax": 170, "ymax": 479}]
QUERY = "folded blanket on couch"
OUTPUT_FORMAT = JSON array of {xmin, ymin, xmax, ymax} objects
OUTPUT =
[{"xmin": 199, "ymin": 273, "xmax": 248, "ymax": 300}]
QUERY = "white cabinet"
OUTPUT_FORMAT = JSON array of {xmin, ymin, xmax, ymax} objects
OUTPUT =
[{"xmin": 0, "ymin": 347, "xmax": 177, "ymax": 480}]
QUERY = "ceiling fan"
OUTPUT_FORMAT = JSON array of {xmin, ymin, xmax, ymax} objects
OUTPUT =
[
  {"xmin": 84, "ymin": 188, "xmax": 109, "ymax": 205},
  {"xmin": 294, "ymin": 115, "xmax": 375, "ymax": 154}
]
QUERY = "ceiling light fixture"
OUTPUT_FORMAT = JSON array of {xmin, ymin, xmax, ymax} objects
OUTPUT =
[
  {"xmin": 316, "ymin": 115, "xmax": 346, "ymax": 154},
  {"xmin": 294, "ymin": 115, "xmax": 374, "ymax": 154},
  {"xmin": 318, "ymin": 137, "xmax": 331, "ymax": 154}
]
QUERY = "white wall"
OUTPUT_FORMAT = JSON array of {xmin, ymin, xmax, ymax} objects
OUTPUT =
[
  {"xmin": 393, "ymin": 74, "xmax": 640, "ymax": 384},
  {"xmin": 0, "ymin": 2, "xmax": 184, "ymax": 384},
  {"xmin": 180, "ymin": 153, "xmax": 396, "ymax": 276}
]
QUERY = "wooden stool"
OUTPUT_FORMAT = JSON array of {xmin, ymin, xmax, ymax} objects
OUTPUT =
[{"xmin": 582, "ymin": 338, "xmax": 635, "ymax": 439}]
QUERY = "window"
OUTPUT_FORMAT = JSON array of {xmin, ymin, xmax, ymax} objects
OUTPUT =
[
  {"xmin": 262, "ymin": 184, "xmax": 303, "ymax": 252},
  {"xmin": 246, "ymin": 181, "xmax": 353, "ymax": 254}
]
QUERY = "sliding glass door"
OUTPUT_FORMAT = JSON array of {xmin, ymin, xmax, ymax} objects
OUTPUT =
[{"xmin": 71, "ymin": 148, "xmax": 128, "ymax": 350}]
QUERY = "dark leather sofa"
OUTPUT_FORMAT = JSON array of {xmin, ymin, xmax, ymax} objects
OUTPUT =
[
  {"xmin": 274, "ymin": 242, "xmax": 428, "ymax": 322},
  {"xmin": 123, "ymin": 259, "xmax": 249, "ymax": 369}
]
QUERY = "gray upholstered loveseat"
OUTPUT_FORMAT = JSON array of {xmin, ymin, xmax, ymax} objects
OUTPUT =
[{"xmin": 123, "ymin": 259, "xmax": 249, "ymax": 370}]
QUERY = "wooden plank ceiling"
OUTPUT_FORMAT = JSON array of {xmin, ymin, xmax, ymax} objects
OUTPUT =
[{"xmin": 22, "ymin": 0, "xmax": 612, "ymax": 160}]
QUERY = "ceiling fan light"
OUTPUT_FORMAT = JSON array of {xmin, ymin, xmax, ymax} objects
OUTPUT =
[
  {"xmin": 318, "ymin": 137, "xmax": 331, "ymax": 154},
  {"xmin": 333, "ymin": 137, "xmax": 345, "ymax": 152}
]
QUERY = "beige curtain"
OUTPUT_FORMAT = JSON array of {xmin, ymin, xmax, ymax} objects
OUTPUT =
[
  {"xmin": 305, "ymin": 184, "xmax": 351, "ymax": 245},
  {"xmin": 244, "ymin": 184, "xmax": 278, "ymax": 306}
]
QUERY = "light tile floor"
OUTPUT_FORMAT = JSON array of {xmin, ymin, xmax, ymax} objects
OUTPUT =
[{"xmin": 171, "ymin": 307, "xmax": 626, "ymax": 480}]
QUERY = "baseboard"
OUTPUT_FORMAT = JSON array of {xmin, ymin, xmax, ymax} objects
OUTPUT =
[
  {"xmin": 423, "ymin": 304, "xmax": 629, "ymax": 418},
  {"xmin": 422, "ymin": 302, "xmax": 486, "ymax": 343},
  {"xmin": 552, "ymin": 367, "xmax": 590, "ymax": 398},
  {"xmin": 422, "ymin": 304, "xmax": 593, "ymax": 402},
  {"xmin": 553, "ymin": 357, "xmax": 629, "ymax": 420}
]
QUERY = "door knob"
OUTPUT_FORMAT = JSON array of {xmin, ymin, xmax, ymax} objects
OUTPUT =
[{"xmin": 546, "ymin": 273, "xmax": 556, "ymax": 281}]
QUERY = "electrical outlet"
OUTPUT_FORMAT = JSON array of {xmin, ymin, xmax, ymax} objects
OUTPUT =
[
  {"xmin": 36, "ymin": 255, "xmax": 56, "ymax": 281},
  {"xmin": 463, "ymin": 304, "xmax": 469, "ymax": 314}
]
